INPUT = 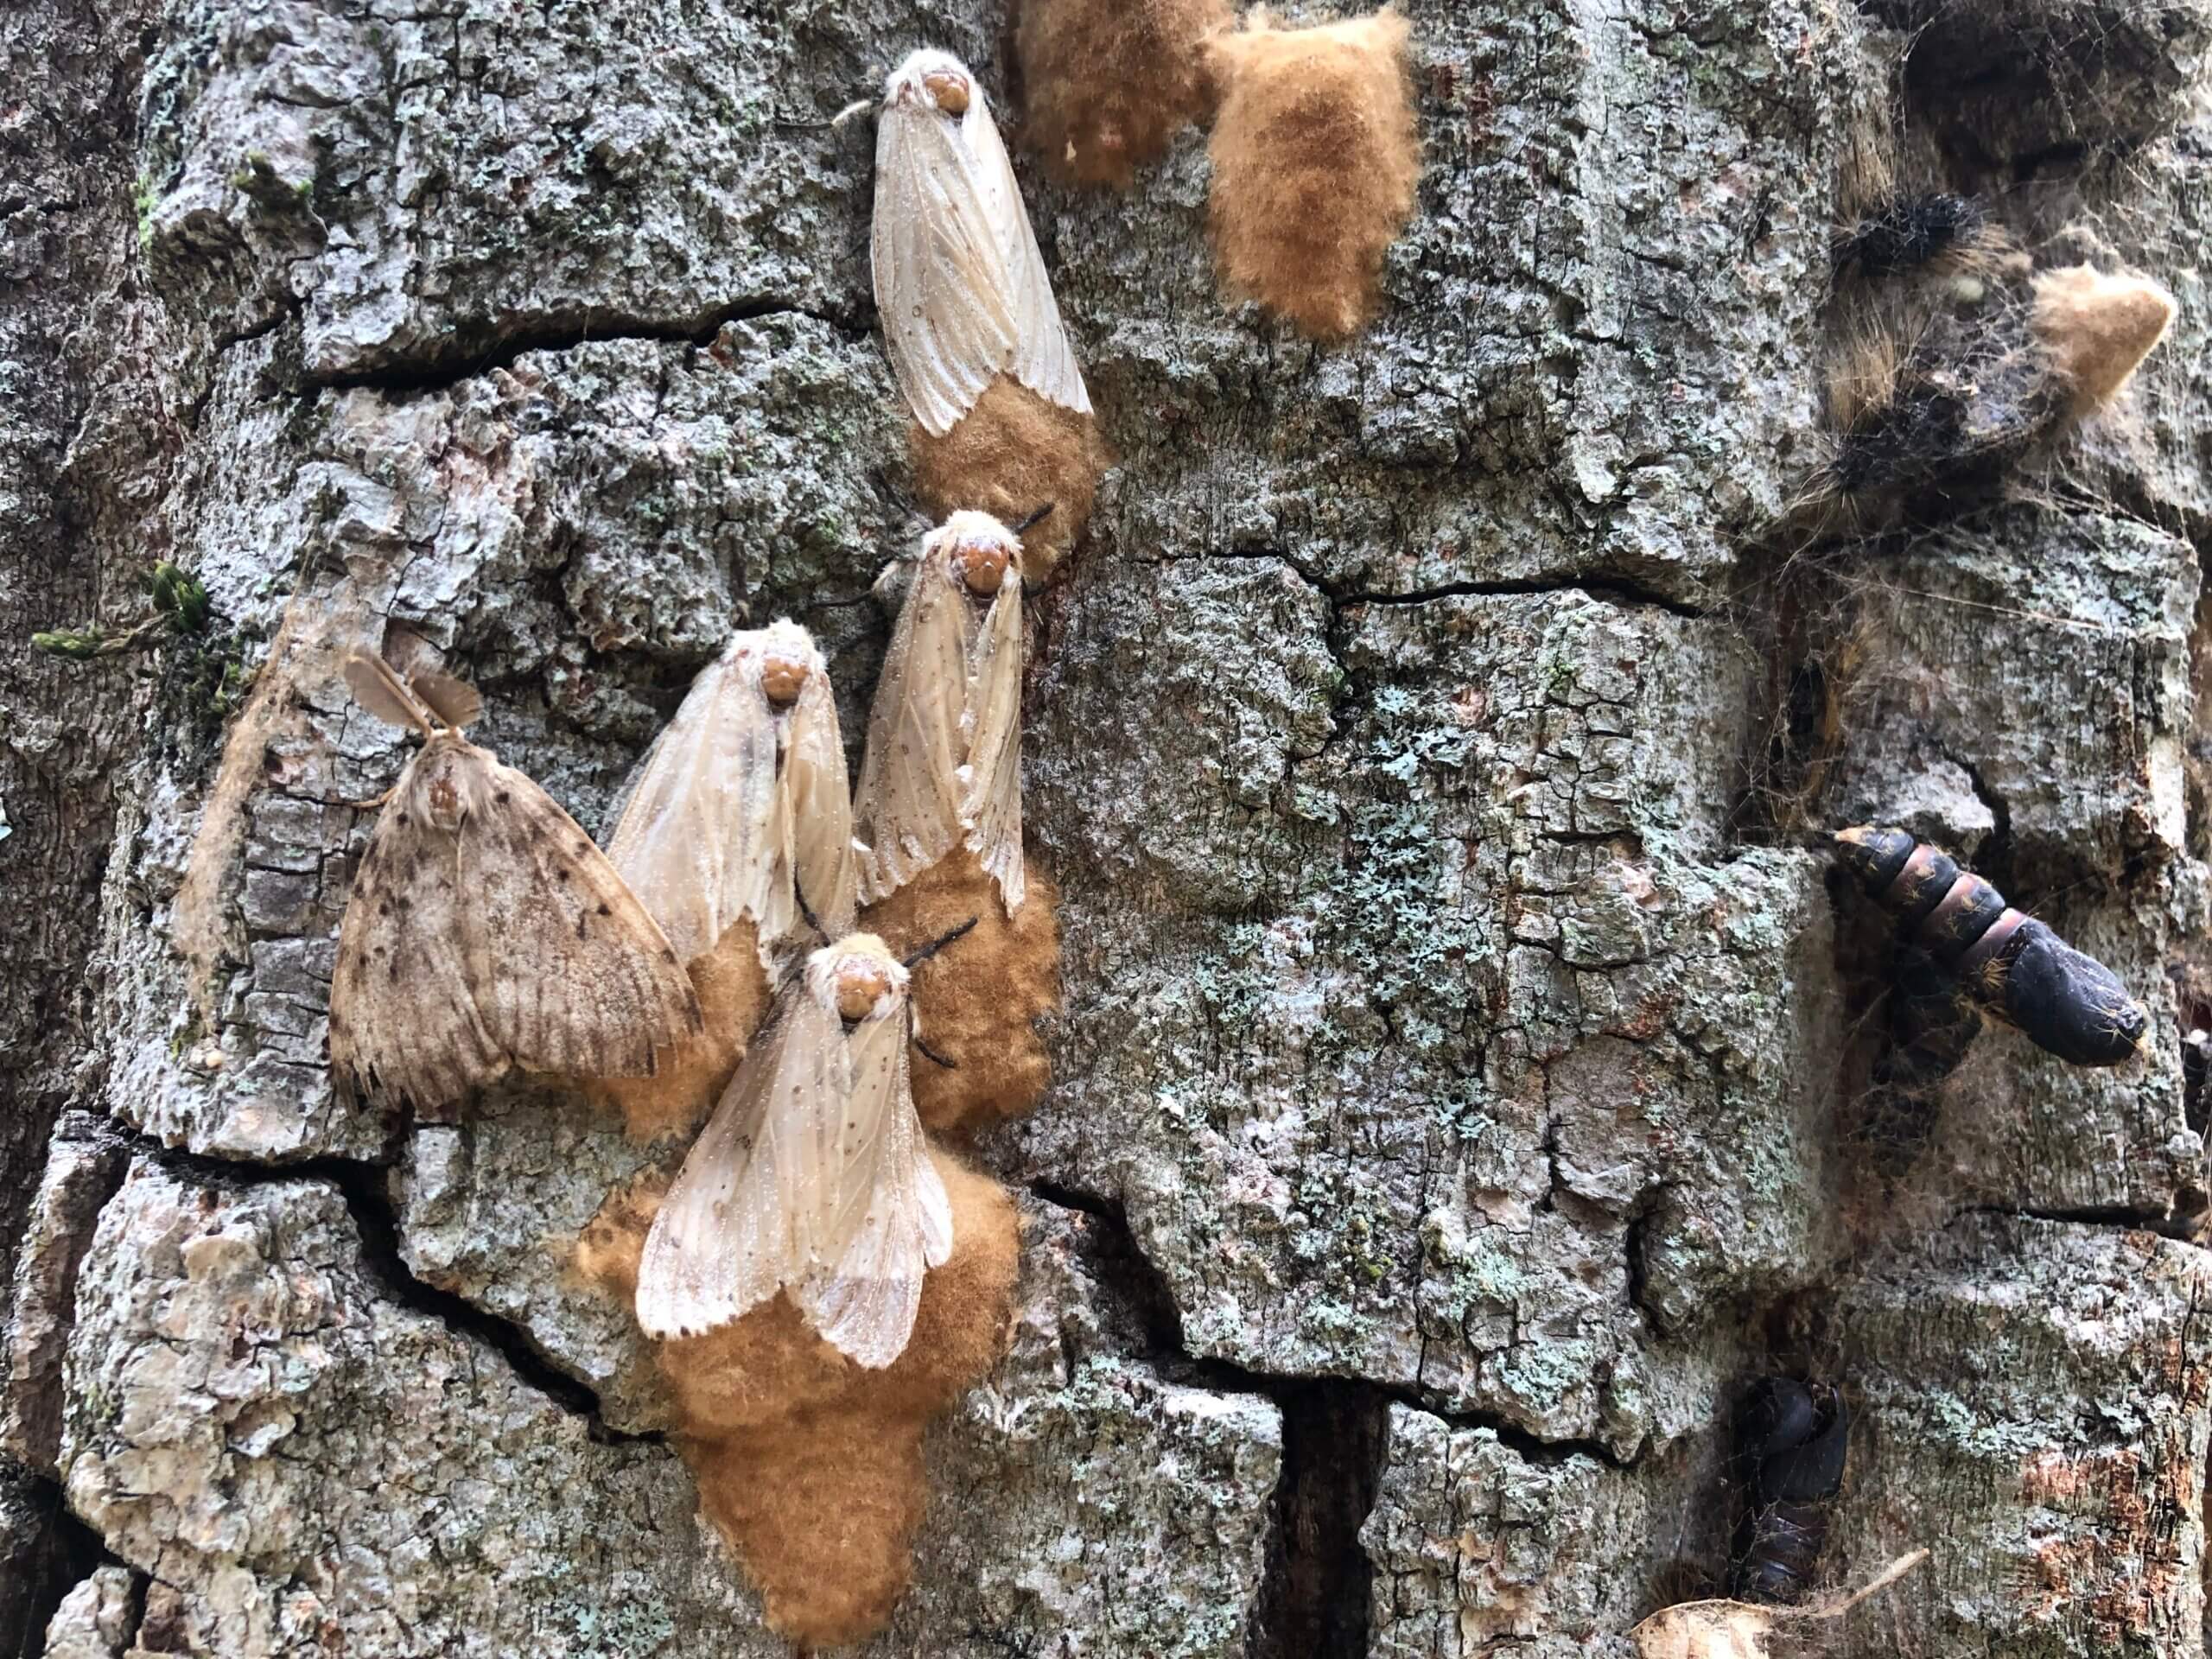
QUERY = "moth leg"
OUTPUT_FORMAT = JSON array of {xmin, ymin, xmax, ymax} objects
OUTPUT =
[
  {"xmin": 333, "ymin": 786, "xmax": 395, "ymax": 812},
  {"xmin": 913, "ymin": 1033, "xmax": 960, "ymax": 1071}
]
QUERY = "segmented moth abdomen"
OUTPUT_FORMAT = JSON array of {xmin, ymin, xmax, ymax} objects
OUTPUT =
[
  {"xmin": 1732, "ymin": 1377, "xmax": 1850, "ymax": 1605},
  {"xmin": 1835, "ymin": 825, "xmax": 2147, "ymax": 1067}
]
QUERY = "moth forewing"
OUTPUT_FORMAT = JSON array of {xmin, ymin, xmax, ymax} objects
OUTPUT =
[
  {"xmin": 633, "ymin": 986, "xmax": 853, "ymax": 1339},
  {"xmin": 960, "ymin": 566, "xmax": 1027, "ymax": 913},
  {"xmin": 780, "ymin": 664, "xmax": 861, "ymax": 942},
  {"xmin": 792, "ymin": 950, "xmax": 952, "ymax": 1368},
  {"xmin": 853, "ymin": 545, "xmax": 976, "ymax": 904},
  {"xmin": 636, "ymin": 935, "xmax": 950, "ymax": 1366},
  {"xmin": 872, "ymin": 49, "xmax": 1090, "ymax": 436},
  {"xmin": 961, "ymin": 78, "xmax": 1090, "ymax": 422}
]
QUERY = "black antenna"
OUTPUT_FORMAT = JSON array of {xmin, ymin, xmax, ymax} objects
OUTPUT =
[
  {"xmin": 793, "ymin": 877, "xmax": 825, "ymax": 943},
  {"xmin": 1011, "ymin": 502, "xmax": 1056, "ymax": 536},
  {"xmin": 903, "ymin": 915, "xmax": 978, "ymax": 969},
  {"xmin": 913, "ymin": 1034, "xmax": 959, "ymax": 1071}
]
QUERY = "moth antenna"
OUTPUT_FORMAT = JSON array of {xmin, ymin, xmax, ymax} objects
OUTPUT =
[
  {"xmin": 913, "ymin": 1033, "xmax": 959, "ymax": 1070},
  {"xmin": 343, "ymin": 649, "xmax": 439, "ymax": 737},
  {"xmin": 903, "ymin": 914, "xmax": 980, "ymax": 969},
  {"xmin": 792, "ymin": 875, "xmax": 825, "ymax": 943},
  {"xmin": 1010, "ymin": 501, "xmax": 1057, "ymax": 535},
  {"xmin": 830, "ymin": 97, "xmax": 874, "ymax": 129},
  {"xmin": 409, "ymin": 666, "xmax": 483, "ymax": 731}
]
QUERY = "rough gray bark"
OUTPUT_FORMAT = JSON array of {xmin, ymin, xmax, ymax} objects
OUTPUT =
[{"xmin": 3, "ymin": 0, "xmax": 2210, "ymax": 1655}]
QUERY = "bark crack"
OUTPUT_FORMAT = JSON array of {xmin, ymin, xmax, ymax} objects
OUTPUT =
[{"xmin": 308, "ymin": 296, "xmax": 871, "ymax": 397}]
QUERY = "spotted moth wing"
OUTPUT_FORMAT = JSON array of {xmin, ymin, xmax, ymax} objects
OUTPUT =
[
  {"xmin": 959, "ymin": 564, "xmax": 1027, "ymax": 912},
  {"xmin": 331, "ymin": 726, "xmax": 703, "ymax": 1116},
  {"xmin": 875, "ymin": 85, "xmax": 1023, "ymax": 437},
  {"xmin": 853, "ymin": 550, "xmax": 975, "ymax": 904},
  {"xmin": 793, "ymin": 1004, "xmax": 953, "ymax": 1368}
]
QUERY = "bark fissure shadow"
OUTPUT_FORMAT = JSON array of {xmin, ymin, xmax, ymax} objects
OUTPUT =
[{"xmin": 309, "ymin": 296, "xmax": 873, "ymax": 397}]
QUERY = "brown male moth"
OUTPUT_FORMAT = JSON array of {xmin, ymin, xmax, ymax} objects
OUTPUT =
[
  {"xmin": 330, "ymin": 651, "xmax": 703, "ymax": 1115},
  {"xmin": 870, "ymin": 48, "xmax": 1091, "ymax": 436},
  {"xmin": 852, "ymin": 509, "xmax": 1029, "ymax": 914},
  {"xmin": 603, "ymin": 620, "xmax": 859, "ymax": 968},
  {"xmin": 635, "ymin": 932, "xmax": 953, "ymax": 1367}
]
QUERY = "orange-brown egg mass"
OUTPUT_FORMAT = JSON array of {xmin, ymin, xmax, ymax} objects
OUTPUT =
[
  {"xmin": 861, "ymin": 848, "xmax": 1063, "ymax": 1135},
  {"xmin": 1016, "ymin": 0, "xmax": 1234, "ymax": 188},
  {"xmin": 909, "ymin": 376, "xmax": 1109, "ymax": 586},
  {"xmin": 1206, "ymin": 10, "xmax": 1421, "ymax": 340},
  {"xmin": 588, "ymin": 918, "xmax": 769, "ymax": 1142},
  {"xmin": 574, "ymin": 1156, "xmax": 1022, "ymax": 1648}
]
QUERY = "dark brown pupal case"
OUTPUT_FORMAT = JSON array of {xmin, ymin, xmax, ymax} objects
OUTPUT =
[
  {"xmin": 1732, "ymin": 1377, "xmax": 1850, "ymax": 1605},
  {"xmin": 1834, "ymin": 826, "xmax": 2148, "ymax": 1067}
]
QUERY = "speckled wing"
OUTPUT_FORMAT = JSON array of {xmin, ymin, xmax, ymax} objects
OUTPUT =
[
  {"xmin": 331, "ymin": 750, "xmax": 504, "ymax": 1114},
  {"xmin": 462, "ymin": 755, "xmax": 702, "ymax": 1080},
  {"xmin": 792, "ymin": 1006, "xmax": 953, "ymax": 1369},
  {"xmin": 853, "ymin": 557, "xmax": 975, "ymax": 904},
  {"xmin": 959, "ymin": 574, "xmax": 1026, "ymax": 913},
  {"xmin": 780, "ymin": 667, "xmax": 860, "ymax": 944},
  {"xmin": 874, "ymin": 97, "xmax": 1022, "ymax": 437},
  {"xmin": 603, "ymin": 651, "xmax": 783, "ymax": 966},
  {"xmin": 963, "ymin": 85, "xmax": 1090, "ymax": 419},
  {"xmin": 634, "ymin": 979, "xmax": 852, "ymax": 1338},
  {"xmin": 332, "ymin": 744, "xmax": 702, "ymax": 1114}
]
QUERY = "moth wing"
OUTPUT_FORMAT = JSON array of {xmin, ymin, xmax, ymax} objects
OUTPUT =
[
  {"xmin": 602, "ymin": 654, "xmax": 781, "ymax": 965},
  {"xmin": 330, "ymin": 755, "xmax": 505, "ymax": 1114},
  {"xmin": 853, "ymin": 563, "xmax": 976, "ymax": 904},
  {"xmin": 960, "ymin": 577, "xmax": 1027, "ymax": 913},
  {"xmin": 963, "ymin": 92, "xmax": 1091, "ymax": 418},
  {"xmin": 874, "ymin": 99, "xmax": 1023, "ymax": 437},
  {"xmin": 780, "ymin": 669, "xmax": 861, "ymax": 944},
  {"xmin": 634, "ymin": 988, "xmax": 852, "ymax": 1338},
  {"xmin": 793, "ymin": 1008, "xmax": 953, "ymax": 1369},
  {"xmin": 463, "ymin": 754, "xmax": 703, "ymax": 1079}
]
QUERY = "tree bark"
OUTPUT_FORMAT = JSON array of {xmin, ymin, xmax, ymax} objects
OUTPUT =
[{"xmin": 5, "ymin": 0, "xmax": 2211, "ymax": 1654}]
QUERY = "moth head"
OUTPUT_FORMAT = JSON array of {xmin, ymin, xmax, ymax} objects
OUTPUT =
[
  {"xmin": 732, "ymin": 618, "xmax": 824, "ymax": 710},
  {"xmin": 884, "ymin": 49, "xmax": 977, "ymax": 119},
  {"xmin": 759, "ymin": 658, "xmax": 810, "ymax": 708},
  {"xmin": 809, "ymin": 932, "xmax": 910, "ymax": 1024},
  {"xmin": 931, "ymin": 509, "xmax": 1025, "ymax": 598}
]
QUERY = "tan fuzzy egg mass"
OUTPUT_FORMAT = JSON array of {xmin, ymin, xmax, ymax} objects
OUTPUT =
[
  {"xmin": 1016, "ymin": 0, "xmax": 1234, "ymax": 188},
  {"xmin": 1206, "ymin": 9, "xmax": 1421, "ymax": 340},
  {"xmin": 908, "ymin": 376, "xmax": 1109, "ymax": 585},
  {"xmin": 862, "ymin": 848, "xmax": 1064, "ymax": 1135}
]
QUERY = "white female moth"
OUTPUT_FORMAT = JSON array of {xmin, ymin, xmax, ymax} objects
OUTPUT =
[
  {"xmin": 852, "ymin": 510, "xmax": 1030, "ymax": 914},
  {"xmin": 635, "ymin": 933, "xmax": 954, "ymax": 1368},
  {"xmin": 603, "ymin": 620, "xmax": 860, "ymax": 969},
  {"xmin": 870, "ymin": 48, "xmax": 1091, "ymax": 437},
  {"xmin": 330, "ymin": 652, "xmax": 703, "ymax": 1114}
]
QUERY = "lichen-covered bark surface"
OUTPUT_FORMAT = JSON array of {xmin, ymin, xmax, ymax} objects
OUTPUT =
[{"xmin": 4, "ymin": 0, "xmax": 2211, "ymax": 1652}]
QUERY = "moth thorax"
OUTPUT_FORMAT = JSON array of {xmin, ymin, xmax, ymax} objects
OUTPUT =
[
  {"xmin": 419, "ymin": 740, "xmax": 475, "ymax": 831},
  {"xmin": 835, "ymin": 963, "xmax": 895, "ymax": 1021},
  {"xmin": 760, "ymin": 657, "xmax": 810, "ymax": 709},
  {"xmin": 923, "ymin": 71, "xmax": 971, "ymax": 114},
  {"xmin": 955, "ymin": 540, "xmax": 1013, "ymax": 596}
]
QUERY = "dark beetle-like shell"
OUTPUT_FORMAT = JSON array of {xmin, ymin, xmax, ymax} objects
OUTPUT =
[
  {"xmin": 1732, "ymin": 1377, "xmax": 1851, "ymax": 1605},
  {"xmin": 1834, "ymin": 826, "xmax": 2146, "ymax": 1068}
]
